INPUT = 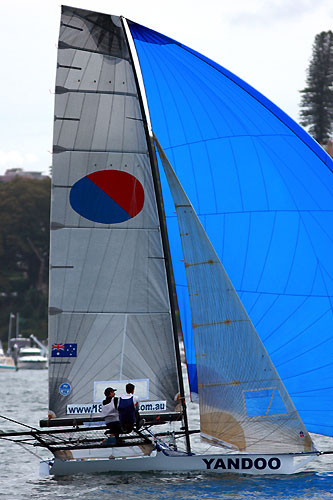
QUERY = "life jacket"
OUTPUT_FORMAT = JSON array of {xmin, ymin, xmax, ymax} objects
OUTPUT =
[{"xmin": 118, "ymin": 396, "xmax": 136, "ymax": 428}]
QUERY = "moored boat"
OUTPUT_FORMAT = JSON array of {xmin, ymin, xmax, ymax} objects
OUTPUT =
[
  {"xmin": 0, "ymin": 342, "xmax": 16, "ymax": 371},
  {"xmin": 16, "ymin": 347, "xmax": 48, "ymax": 370}
]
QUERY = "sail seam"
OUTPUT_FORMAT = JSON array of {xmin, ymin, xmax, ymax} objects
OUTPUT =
[
  {"xmin": 237, "ymin": 288, "xmax": 333, "ymax": 296},
  {"xmin": 236, "ymin": 290, "xmax": 333, "ymax": 298},
  {"xmin": 119, "ymin": 314, "xmax": 127, "ymax": 379},
  {"xmin": 174, "ymin": 281, "xmax": 333, "ymax": 298},
  {"xmin": 162, "ymin": 135, "xmax": 295, "ymax": 149},
  {"xmin": 166, "ymin": 209, "xmax": 333, "ymax": 217}
]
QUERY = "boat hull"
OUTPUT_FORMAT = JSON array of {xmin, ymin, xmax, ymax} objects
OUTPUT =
[
  {"xmin": 0, "ymin": 364, "xmax": 16, "ymax": 371},
  {"xmin": 17, "ymin": 360, "xmax": 47, "ymax": 370},
  {"xmin": 0, "ymin": 355, "xmax": 16, "ymax": 371},
  {"xmin": 42, "ymin": 450, "xmax": 317, "ymax": 476}
]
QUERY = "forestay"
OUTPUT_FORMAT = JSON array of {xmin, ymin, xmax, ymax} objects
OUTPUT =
[
  {"xmin": 49, "ymin": 6, "xmax": 179, "ymax": 419},
  {"xmin": 155, "ymin": 137, "xmax": 314, "ymax": 454},
  {"xmin": 129, "ymin": 21, "xmax": 333, "ymax": 437}
]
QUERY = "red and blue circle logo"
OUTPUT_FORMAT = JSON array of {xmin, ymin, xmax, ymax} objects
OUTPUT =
[{"xmin": 69, "ymin": 170, "xmax": 145, "ymax": 224}]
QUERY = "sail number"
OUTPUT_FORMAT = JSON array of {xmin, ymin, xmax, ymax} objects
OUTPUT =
[{"xmin": 202, "ymin": 457, "xmax": 281, "ymax": 471}]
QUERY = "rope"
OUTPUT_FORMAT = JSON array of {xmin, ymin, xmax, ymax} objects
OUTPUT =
[
  {"xmin": 0, "ymin": 435, "xmax": 46, "ymax": 459},
  {"xmin": 0, "ymin": 414, "xmax": 39, "ymax": 432},
  {"xmin": 13, "ymin": 441, "xmax": 46, "ymax": 460},
  {"xmin": 0, "ymin": 414, "xmax": 80, "ymax": 445}
]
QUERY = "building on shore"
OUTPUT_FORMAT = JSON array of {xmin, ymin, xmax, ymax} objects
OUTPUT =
[{"xmin": 0, "ymin": 168, "xmax": 48, "ymax": 183}]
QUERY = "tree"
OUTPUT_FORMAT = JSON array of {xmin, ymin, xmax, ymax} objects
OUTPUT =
[
  {"xmin": 0, "ymin": 177, "xmax": 50, "ymax": 342},
  {"xmin": 299, "ymin": 30, "xmax": 333, "ymax": 144}
]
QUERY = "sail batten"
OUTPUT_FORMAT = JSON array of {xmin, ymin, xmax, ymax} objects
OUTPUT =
[
  {"xmin": 57, "ymin": 42, "xmax": 131, "ymax": 59},
  {"xmin": 55, "ymin": 87, "xmax": 139, "ymax": 97},
  {"xmin": 53, "ymin": 149, "xmax": 148, "ymax": 153}
]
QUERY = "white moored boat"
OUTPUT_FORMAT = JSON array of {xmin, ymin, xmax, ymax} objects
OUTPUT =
[
  {"xmin": 17, "ymin": 347, "xmax": 48, "ymax": 370},
  {"xmin": 1, "ymin": 6, "xmax": 332, "ymax": 477}
]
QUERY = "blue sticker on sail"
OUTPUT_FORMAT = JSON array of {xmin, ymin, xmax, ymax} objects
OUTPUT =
[{"xmin": 59, "ymin": 383, "xmax": 71, "ymax": 396}]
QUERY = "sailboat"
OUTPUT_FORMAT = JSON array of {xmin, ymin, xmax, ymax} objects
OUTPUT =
[
  {"xmin": 7, "ymin": 314, "xmax": 48, "ymax": 370},
  {"xmin": 1, "ymin": 5, "xmax": 332, "ymax": 476},
  {"xmin": 0, "ymin": 341, "xmax": 16, "ymax": 371}
]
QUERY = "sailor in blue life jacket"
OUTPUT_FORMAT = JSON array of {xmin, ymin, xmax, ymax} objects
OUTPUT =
[
  {"xmin": 118, "ymin": 383, "xmax": 141, "ymax": 433},
  {"xmin": 101, "ymin": 387, "xmax": 122, "ymax": 443}
]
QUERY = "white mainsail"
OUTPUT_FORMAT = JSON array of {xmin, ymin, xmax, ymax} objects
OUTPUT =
[
  {"xmin": 49, "ymin": 7, "xmax": 180, "ymax": 418},
  {"xmin": 155, "ymin": 136, "xmax": 314, "ymax": 454}
]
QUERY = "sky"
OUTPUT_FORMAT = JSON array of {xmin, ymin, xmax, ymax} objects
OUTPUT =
[{"xmin": 0, "ymin": 0, "xmax": 332, "ymax": 176}]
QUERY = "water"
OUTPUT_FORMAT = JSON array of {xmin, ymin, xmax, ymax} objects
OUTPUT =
[{"xmin": 1, "ymin": 370, "xmax": 333, "ymax": 499}]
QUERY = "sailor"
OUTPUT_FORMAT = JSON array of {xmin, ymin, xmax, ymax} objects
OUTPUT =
[
  {"xmin": 118, "ymin": 383, "xmax": 141, "ymax": 432},
  {"xmin": 101, "ymin": 387, "xmax": 122, "ymax": 441}
]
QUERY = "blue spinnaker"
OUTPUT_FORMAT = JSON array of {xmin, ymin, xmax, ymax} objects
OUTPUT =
[{"xmin": 129, "ymin": 21, "xmax": 333, "ymax": 437}]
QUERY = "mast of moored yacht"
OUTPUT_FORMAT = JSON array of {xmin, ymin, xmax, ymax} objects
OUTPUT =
[{"xmin": 121, "ymin": 16, "xmax": 192, "ymax": 455}]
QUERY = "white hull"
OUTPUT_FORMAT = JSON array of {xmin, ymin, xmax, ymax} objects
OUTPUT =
[
  {"xmin": 0, "ymin": 364, "xmax": 16, "ymax": 371},
  {"xmin": 16, "ymin": 346, "xmax": 48, "ymax": 370},
  {"xmin": 17, "ymin": 360, "xmax": 47, "ymax": 370},
  {"xmin": 0, "ymin": 354, "xmax": 16, "ymax": 371},
  {"xmin": 41, "ymin": 449, "xmax": 317, "ymax": 476}
]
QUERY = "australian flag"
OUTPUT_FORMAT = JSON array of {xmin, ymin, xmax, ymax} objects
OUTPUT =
[{"xmin": 51, "ymin": 343, "xmax": 77, "ymax": 358}]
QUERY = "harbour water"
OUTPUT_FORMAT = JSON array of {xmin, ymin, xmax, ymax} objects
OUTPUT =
[{"xmin": 1, "ymin": 369, "xmax": 333, "ymax": 500}]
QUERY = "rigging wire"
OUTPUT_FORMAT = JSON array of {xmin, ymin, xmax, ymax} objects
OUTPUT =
[
  {"xmin": 0, "ymin": 414, "xmax": 84, "ymax": 445},
  {"xmin": 0, "ymin": 414, "xmax": 40, "ymax": 432},
  {"xmin": 11, "ymin": 440, "xmax": 46, "ymax": 461}
]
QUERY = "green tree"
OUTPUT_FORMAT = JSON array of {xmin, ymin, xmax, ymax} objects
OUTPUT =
[
  {"xmin": 299, "ymin": 30, "xmax": 333, "ymax": 144},
  {"xmin": 0, "ymin": 177, "xmax": 50, "ymax": 342}
]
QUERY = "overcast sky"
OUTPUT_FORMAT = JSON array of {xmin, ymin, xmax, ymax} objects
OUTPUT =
[{"xmin": 0, "ymin": 0, "xmax": 332, "ymax": 175}]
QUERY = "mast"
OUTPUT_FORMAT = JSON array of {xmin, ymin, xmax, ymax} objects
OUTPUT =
[
  {"xmin": 121, "ymin": 16, "xmax": 192, "ymax": 454},
  {"xmin": 7, "ymin": 313, "xmax": 14, "ymax": 354},
  {"xmin": 16, "ymin": 312, "xmax": 20, "ymax": 337}
]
